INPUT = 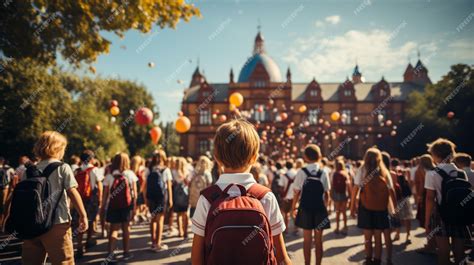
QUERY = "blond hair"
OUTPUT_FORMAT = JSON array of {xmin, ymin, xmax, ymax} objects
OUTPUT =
[
  {"xmin": 130, "ymin": 155, "xmax": 143, "ymax": 173},
  {"xmin": 427, "ymin": 138, "xmax": 456, "ymax": 161},
  {"xmin": 33, "ymin": 131, "xmax": 68, "ymax": 160},
  {"xmin": 111, "ymin": 152, "xmax": 130, "ymax": 172},
  {"xmin": 362, "ymin": 147, "xmax": 390, "ymax": 184},
  {"xmin": 213, "ymin": 119, "xmax": 260, "ymax": 169},
  {"xmin": 195, "ymin": 156, "xmax": 212, "ymax": 176}
]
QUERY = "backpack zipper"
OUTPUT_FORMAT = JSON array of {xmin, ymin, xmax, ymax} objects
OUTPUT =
[{"xmin": 34, "ymin": 190, "xmax": 44, "ymax": 220}]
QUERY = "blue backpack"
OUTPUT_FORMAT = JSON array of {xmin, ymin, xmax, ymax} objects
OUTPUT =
[
  {"xmin": 146, "ymin": 168, "xmax": 167, "ymax": 204},
  {"xmin": 299, "ymin": 168, "xmax": 325, "ymax": 212}
]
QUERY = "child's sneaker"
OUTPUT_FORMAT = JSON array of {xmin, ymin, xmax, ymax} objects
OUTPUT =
[
  {"xmin": 123, "ymin": 252, "xmax": 134, "ymax": 261},
  {"xmin": 154, "ymin": 244, "xmax": 169, "ymax": 252}
]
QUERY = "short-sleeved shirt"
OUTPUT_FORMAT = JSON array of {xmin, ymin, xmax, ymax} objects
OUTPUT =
[
  {"xmin": 104, "ymin": 169, "xmax": 138, "ymax": 199},
  {"xmin": 293, "ymin": 163, "xmax": 331, "ymax": 193},
  {"xmin": 143, "ymin": 167, "xmax": 173, "ymax": 183},
  {"xmin": 21, "ymin": 159, "xmax": 78, "ymax": 224},
  {"xmin": 77, "ymin": 164, "xmax": 104, "ymax": 190},
  {"xmin": 353, "ymin": 166, "xmax": 394, "ymax": 189},
  {"xmin": 278, "ymin": 168, "xmax": 297, "ymax": 200},
  {"xmin": 1, "ymin": 166, "xmax": 15, "ymax": 188},
  {"xmin": 191, "ymin": 173, "xmax": 286, "ymax": 237},
  {"xmin": 424, "ymin": 163, "xmax": 460, "ymax": 203}
]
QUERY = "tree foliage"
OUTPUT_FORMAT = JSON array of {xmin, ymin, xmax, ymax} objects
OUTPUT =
[
  {"xmin": 397, "ymin": 64, "xmax": 474, "ymax": 158},
  {"xmin": 0, "ymin": 58, "xmax": 166, "ymax": 164},
  {"xmin": 0, "ymin": 0, "xmax": 200, "ymax": 66}
]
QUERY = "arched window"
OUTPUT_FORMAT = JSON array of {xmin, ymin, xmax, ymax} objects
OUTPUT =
[
  {"xmin": 344, "ymin": 90, "xmax": 352, "ymax": 96},
  {"xmin": 310, "ymin": 90, "xmax": 318, "ymax": 97},
  {"xmin": 308, "ymin": 109, "xmax": 319, "ymax": 124},
  {"xmin": 341, "ymin": 109, "xmax": 352, "ymax": 125}
]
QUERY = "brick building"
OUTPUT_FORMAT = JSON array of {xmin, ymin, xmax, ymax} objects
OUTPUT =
[{"xmin": 180, "ymin": 30, "xmax": 431, "ymax": 159}]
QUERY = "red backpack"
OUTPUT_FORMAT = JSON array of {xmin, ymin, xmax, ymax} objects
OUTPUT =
[
  {"xmin": 332, "ymin": 171, "xmax": 347, "ymax": 194},
  {"xmin": 75, "ymin": 167, "xmax": 94, "ymax": 200},
  {"xmin": 108, "ymin": 174, "xmax": 132, "ymax": 210},
  {"xmin": 201, "ymin": 183, "xmax": 277, "ymax": 265}
]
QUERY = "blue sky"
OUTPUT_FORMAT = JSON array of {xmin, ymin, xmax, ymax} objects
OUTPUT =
[{"xmin": 85, "ymin": 0, "xmax": 474, "ymax": 122}]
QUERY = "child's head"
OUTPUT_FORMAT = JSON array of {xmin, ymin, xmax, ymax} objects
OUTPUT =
[
  {"xmin": 213, "ymin": 119, "xmax": 260, "ymax": 171},
  {"xmin": 363, "ymin": 147, "xmax": 389, "ymax": 179},
  {"xmin": 427, "ymin": 138, "xmax": 456, "ymax": 163},
  {"xmin": 111, "ymin": 152, "xmax": 130, "ymax": 172},
  {"xmin": 285, "ymin": 160, "xmax": 294, "ymax": 170},
  {"xmin": 80, "ymin": 149, "xmax": 95, "ymax": 164},
  {"xmin": 196, "ymin": 155, "xmax": 212, "ymax": 175},
  {"xmin": 150, "ymin": 150, "xmax": 167, "ymax": 169},
  {"xmin": 453, "ymin": 153, "xmax": 472, "ymax": 168},
  {"xmin": 33, "ymin": 131, "xmax": 68, "ymax": 160},
  {"xmin": 303, "ymin": 144, "xmax": 321, "ymax": 163},
  {"xmin": 419, "ymin": 154, "xmax": 435, "ymax": 170},
  {"xmin": 335, "ymin": 159, "xmax": 345, "ymax": 171}
]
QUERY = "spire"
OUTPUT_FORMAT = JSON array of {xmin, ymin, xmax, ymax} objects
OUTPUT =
[
  {"xmin": 286, "ymin": 67, "xmax": 291, "ymax": 82},
  {"xmin": 190, "ymin": 59, "xmax": 204, "ymax": 87},
  {"xmin": 352, "ymin": 64, "xmax": 363, "ymax": 84},
  {"xmin": 229, "ymin": 68, "xmax": 234, "ymax": 83},
  {"xmin": 253, "ymin": 22, "xmax": 265, "ymax": 54}
]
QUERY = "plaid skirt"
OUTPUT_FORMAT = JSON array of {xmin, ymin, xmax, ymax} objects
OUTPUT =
[{"xmin": 430, "ymin": 206, "xmax": 471, "ymax": 239}]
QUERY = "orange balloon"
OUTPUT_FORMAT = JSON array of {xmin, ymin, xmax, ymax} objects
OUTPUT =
[
  {"xmin": 285, "ymin": 128, "xmax": 293, "ymax": 136},
  {"xmin": 110, "ymin": 106, "xmax": 120, "ymax": 116},
  {"xmin": 299, "ymin": 105, "xmax": 307, "ymax": 113},
  {"xmin": 280, "ymin": 112, "xmax": 288, "ymax": 120},
  {"xmin": 330, "ymin": 111, "xmax": 340, "ymax": 121},
  {"xmin": 229, "ymin": 92, "xmax": 244, "ymax": 107},
  {"xmin": 219, "ymin": 114, "xmax": 227, "ymax": 123},
  {"xmin": 150, "ymin": 127, "xmax": 162, "ymax": 144},
  {"xmin": 175, "ymin": 116, "xmax": 191, "ymax": 133}
]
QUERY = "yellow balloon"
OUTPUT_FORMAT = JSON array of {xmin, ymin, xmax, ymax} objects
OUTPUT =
[
  {"xmin": 229, "ymin": 104, "xmax": 236, "ymax": 111},
  {"xmin": 175, "ymin": 116, "xmax": 191, "ymax": 133},
  {"xmin": 331, "ymin": 111, "xmax": 340, "ymax": 121},
  {"xmin": 285, "ymin": 128, "xmax": 293, "ymax": 136},
  {"xmin": 110, "ymin": 106, "xmax": 120, "ymax": 116},
  {"xmin": 299, "ymin": 105, "xmax": 307, "ymax": 113},
  {"xmin": 229, "ymin": 92, "xmax": 244, "ymax": 107}
]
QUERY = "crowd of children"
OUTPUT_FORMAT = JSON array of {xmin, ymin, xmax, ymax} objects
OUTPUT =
[{"xmin": 0, "ymin": 119, "xmax": 473, "ymax": 265}]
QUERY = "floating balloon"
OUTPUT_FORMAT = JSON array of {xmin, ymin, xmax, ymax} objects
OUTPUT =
[
  {"xmin": 94, "ymin": 124, "xmax": 101, "ymax": 132},
  {"xmin": 212, "ymin": 113, "xmax": 218, "ymax": 119},
  {"xmin": 219, "ymin": 114, "xmax": 227, "ymax": 123},
  {"xmin": 377, "ymin": 133, "xmax": 382, "ymax": 138},
  {"xmin": 258, "ymin": 105, "xmax": 264, "ymax": 112},
  {"xmin": 229, "ymin": 92, "xmax": 244, "ymax": 107},
  {"xmin": 285, "ymin": 128, "xmax": 293, "ymax": 136},
  {"xmin": 368, "ymin": 127, "xmax": 373, "ymax": 132},
  {"xmin": 390, "ymin": 130, "xmax": 397, "ymax": 136},
  {"xmin": 150, "ymin": 127, "xmax": 162, "ymax": 145},
  {"xmin": 175, "ymin": 116, "xmax": 191, "ymax": 133},
  {"xmin": 377, "ymin": 114, "xmax": 384, "ymax": 122},
  {"xmin": 110, "ymin": 117, "xmax": 116, "ymax": 123},
  {"xmin": 447, "ymin": 111, "xmax": 455, "ymax": 119},
  {"xmin": 148, "ymin": 62, "xmax": 155, "ymax": 68},
  {"xmin": 298, "ymin": 105, "xmax": 307, "ymax": 113},
  {"xmin": 354, "ymin": 116, "xmax": 359, "ymax": 122},
  {"xmin": 385, "ymin": 120, "xmax": 392, "ymax": 126},
  {"xmin": 135, "ymin": 107, "xmax": 154, "ymax": 125},
  {"xmin": 341, "ymin": 113, "xmax": 347, "ymax": 120},
  {"xmin": 110, "ymin": 106, "xmax": 120, "ymax": 116},
  {"xmin": 331, "ymin": 111, "xmax": 340, "ymax": 121},
  {"xmin": 110, "ymin": 100, "xmax": 118, "ymax": 107},
  {"xmin": 280, "ymin": 112, "xmax": 288, "ymax": 120}
]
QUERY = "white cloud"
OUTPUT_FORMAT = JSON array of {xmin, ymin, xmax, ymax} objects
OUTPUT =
[
  {"xmin": 325, "ymin": 15, "xmax": 341, "ymax": 25},
  {"xmin": 283, "ymin": 29, "xmax": 424, "ymax": 81},
  {"xmin": 445, "ymin": 39, "xmax": 474, "ymax": 61},
  {"xmin": 315, "ymin": 15, "xmax": 341, "ymax": 28}
]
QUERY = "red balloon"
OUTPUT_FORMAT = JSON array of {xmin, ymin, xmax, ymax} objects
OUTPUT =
[
  {"xmin": 150, "ymin": 127, "xmax": 162, "ymax": 145},
  {"xmin": 135, "ymin": 107, "xmax": 154, "ymax": 125},
  {"xmin": 110, "ymin": 100, "xmax": 118, "ymax": 107},
  {"xmin": 447, "ymin": 111, "xmax": 455, "ymax": 119},
  {"xmin": 280, "ymin": 112, "xmax": 288, "ymax": 120}
]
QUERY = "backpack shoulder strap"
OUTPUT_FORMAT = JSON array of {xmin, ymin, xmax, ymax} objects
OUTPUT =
[
  {"xmin": 435, "ymin": 167, "xmax": 450, "ymax": 181},
  {"xmin": 201, "ymin": 184, "xmax": 223, "ymax": 204},
  {"xmin": 315, "ymin": 169, "xmax": 323, "ymax": 179},
  {"xmin": 42, "ymin": 162, "xmax": 63, "ymax": 178},
  {"xmin": 302, "ymin": 167, "xmax": 311, "ymax": 177},
  {"xmin": 247, "ymin": 183, "xmax": 271, "ymax": 200}
]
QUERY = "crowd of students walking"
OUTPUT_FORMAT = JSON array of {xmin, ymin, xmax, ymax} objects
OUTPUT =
[{"xmin": 0, "ymin": 119, "xmax": 473, "ymax": 265}]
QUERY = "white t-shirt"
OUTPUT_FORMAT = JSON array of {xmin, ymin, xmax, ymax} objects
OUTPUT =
[
  {"xmin": 463, "ymin": 167, "xmax": 474, "ymax": 188},
  {"xmin": 353, "ymin": 166, "xmax": 394, "ymax": 189},
  {"xmin": 1, "ymin": 165, "xmax": 15, "ymax": 187},
  {"xmin": 293, "ymin": 163, "xmax": 331, "ymax": 196},
  {"xmin": 143, "ymin": 167, "xmax": 173, "ymax": 183},
  {"xmin": 424, "ymin": 163, "xmax": 460, "ymax": 203},
  {"xmin": 191, "ymin": 173, "xmax": 285, "ymax": 237},
  {"xmin": 77, "ymin": 163, "xmax": 104, "ymax": 190},
  {"xmin": 104, "ymin": 169, "xmax": 138, "ymax": 198},
  {"xmin": 409, "ymin": 166, "xmax": 418, "ymax": 182},
  {"xmin": 278, "ymin": 168, "xmax": 297, "ymax": 200}
]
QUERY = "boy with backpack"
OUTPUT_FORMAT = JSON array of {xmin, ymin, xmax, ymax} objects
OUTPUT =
[
  {"xmin": 6, "ymin": 131, "xmax": 88, "ymax": 264},
  {"xmin": 291, "ymin": 144, "xmax": 330, "ymax": 265},
  {"xmin": 279, "ymin": 160, "xmax": 297, "ymax": 235},
  {"xmin": 424, "ymin": 138, "xmax": 473, "ymax": 265},
  {"xmin": 143, "ymin": 150, "xmax": 173, "ymax": 252},
  {"xmin": 73, "ymin": 150, "xmax": 104, "ymax": 258},
  {"xmin": 191, "ymin": 119, "xmax": 292, "ymax": 265},
  {"xmin": 102, "ymin": 152, "xmax": 138, "ymax": 262}
]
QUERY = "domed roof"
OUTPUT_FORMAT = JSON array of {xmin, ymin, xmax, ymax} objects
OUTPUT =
[
  {"xmin": 238, "ymin": 31, "xmax": 282, "ymax": 83},
  {"xmin": 238, "ymin": 53, "xmax": 282, "ymax": 82}
]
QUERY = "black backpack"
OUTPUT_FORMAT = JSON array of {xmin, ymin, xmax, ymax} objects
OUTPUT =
[
  {"xmin": 0, "ymin": 165, "xmax": 11, "ymax": 189},
  {"xmin": 436, "ymin": 167, "xmax": 474, "ymax": 226},
  {"xmin": 299, "ymin": 168, "xmax": 325, "ymax": 212},
  {"xmin": 5, "ymin": 162, "xmax": 63, "ymax": 239},
  {"xmin": 397, "ymin": 174, "xmax": 412, "ymax": 198},
  {"xmin": 173, "ymin": 182, "xmax": 189, "ymax": 209},
  {"xmin": 146, "ymin": 168, "xmax": 167, "ymax": 204},
  {"xmin": 271, "ymin": 170, "xmax": 282, "ymax": 204}
]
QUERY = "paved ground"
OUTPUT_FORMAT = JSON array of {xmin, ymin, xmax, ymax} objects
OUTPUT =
[{"xmin": 0, "ymin": 209, "xmax": 472, "ymax": 264}]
